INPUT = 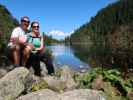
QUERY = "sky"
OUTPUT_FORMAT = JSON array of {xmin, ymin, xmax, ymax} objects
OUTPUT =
[{"xmin": 0, "ymin": 0, "xmax": 117, "ymax": 40}]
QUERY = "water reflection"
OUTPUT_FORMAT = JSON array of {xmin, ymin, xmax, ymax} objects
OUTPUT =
[{"xmin": 48, "ymin": 44, "xmax": 89, "ymax": 70}]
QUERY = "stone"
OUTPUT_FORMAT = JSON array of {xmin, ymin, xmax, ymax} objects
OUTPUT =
[
  {"xmin": 17, "ymin": 89, "xmax": 105, "ymax": 100},
  {"xmin": 92, "ymin": 75, "xmax": 104, "ymax": 90},
  {"xmin": 0, "ymin": 67, "xmax": 29, "ymax": 100},
  {"xmin": 17, "ymin": 89, "xmax": 60, "ymax": 100},
  {"xmin": 127, "ymin": 92, "xmax": 133, "ymax": 100},
  {"xmin": 0, "ymin": 68, "xmax": 7, "ymax": 78},
  {"xmin": 59, "ymin": 65, "xmax": 77, "ymax": 90},
  {"xmin": 60, "ymin": 89, "xmax": 105, "ymax": 100},
  {"xmin": 43, "ymin": 76, "xmax": 65, "ymax": 92},
  {"xmin": 40, "ymin": 61, "xmax": 48, "ymax": 76}
]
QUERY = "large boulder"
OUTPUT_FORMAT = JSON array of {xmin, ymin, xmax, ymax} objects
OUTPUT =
[
  {"xmin": 17, "ymin": 89, "xmax": 60, "ymax": 100},
  {"xmin": 32, "ymin": 65, "xmax": 77, "ymax": 93},
  {"xmin": 17, "ymin": 89, "xmax": 105, "ymax": 100},
  {"xmin": 0, "ymin": 68, "xmax": 7, "ymax": 78},
  {"xmin": 43, "ymin": 76, "xmax": 65, "ymax": 92},
  {"xmin": 60, "ymin": 89, "xmax": 105, "ymax": 100},
  {"xmin": 59, "ymin": 65, "xmax": 77, "ymax": 90},
  {"xmin": 0, "ymin": 67, "xmax": 29, "ymax": 100},
  {"xmin": 92, "ymin": 75, "xmax": 104, "ymax": 90},
  {"xmin": 40, "ymin": 61, "xmax": 48, "ymax": 76},
  {"xmin": 127, "ymin": 92, "xmax": 133, "ymax": 100}
]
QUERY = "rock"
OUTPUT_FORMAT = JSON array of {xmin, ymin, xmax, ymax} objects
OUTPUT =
[
  {"xmin": 0, "ymin": 68, "xmax": 7, "ymax": 78},
  {"xmin": 60, "ymin": 89, "xmax": 105, "ymax": 100},
  {"xmin": 103, "ymin": 82, "xmax": 121, "ymax": 100},
  {"xmin": 80, "ymin": 68, "xmax": 87, "ymax": 73},
  {"xmin": 30, "ymin": 75, "xmax": 48, "ymax": 92},
  {"xmin": 31, "ymin": 79, "xmax": 48, "ymax": 92},
  {"xmin": 43, "ymin": 76, "xmax": 65, "ymax": 92},
  {"xmin": 24, "ymin": 74, "xmax": 40, "ymax": 93},
  {"xmin": 25, "ymin": 73, "xmax": 48, "ymax": 93},
  {"xmin": 40, "ymin": 61, "xmax": 48, "ymax": 76},
  {"xmin": 92, "ymin": 75, "xmax": 104, "ymax": 90},
  {"xmin": 59, "ymin": 65, "xmax": 77, "ymax": 90},
  {"xmin": 127, "ymin": 92, "xmax": 133, "ymax": 100},
  {"xmin": 17, "ymin": 89, "xmax": 60, "ymax": 100},
  {"xmin": 0, "ymin": 67, "xmax": 29, "ymax": 100},
  {"xmin": 17, "ymin": 89, "xmax": 105, "ymax": 100}
]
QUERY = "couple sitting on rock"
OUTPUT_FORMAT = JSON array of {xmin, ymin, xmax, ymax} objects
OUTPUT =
[{"xmin": 7, "ymin": 16, "xmax": 54, "ymax": 76}]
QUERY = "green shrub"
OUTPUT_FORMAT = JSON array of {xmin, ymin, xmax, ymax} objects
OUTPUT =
[
  {"xmin": 74, "ymin": 67, "xmax": 133, "ymax": 99},
  {"xmin": 74, "ymin": 67, "xmax": 103, "ymax": 88}
]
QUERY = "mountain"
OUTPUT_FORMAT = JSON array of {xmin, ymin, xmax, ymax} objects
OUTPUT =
[
  {"xmin": 70, "ymin": 0, "xmax": 133, "ymax": 69},
  {"xmin": 0, "ymin": 4, "xmax": 19, "ymax": 51},
  {"xmin": 48, "ymin": 30, "xmax": 71, "ymax": 40}
]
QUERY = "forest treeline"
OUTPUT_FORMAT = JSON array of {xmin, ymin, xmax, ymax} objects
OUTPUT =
[
  {"xmin": 67, "ymin": 0, "xmax": 133, "ymax": 70},
  {"xmin": 0, "ymin": 4, "xmax": 19, "ymax": 51}
]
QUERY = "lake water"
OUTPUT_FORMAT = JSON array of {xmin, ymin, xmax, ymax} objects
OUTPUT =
[{"xmin": 48, "ymin": 44, "xmax": 90, "ymax": 70}]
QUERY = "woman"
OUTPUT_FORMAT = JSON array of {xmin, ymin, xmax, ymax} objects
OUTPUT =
[{"xmin": 23, "ymin": 21, "xmax": 54, "ymax": 76}]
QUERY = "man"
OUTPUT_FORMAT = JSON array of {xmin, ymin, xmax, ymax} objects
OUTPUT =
[{"xmin": 8, "ymin": 16, "xmax": 30, "ymax": 67}]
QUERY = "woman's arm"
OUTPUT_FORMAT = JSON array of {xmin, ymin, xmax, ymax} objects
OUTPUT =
[{"xmin": 35, "ymin": 36, "xmax": 44, "ymax": 51}]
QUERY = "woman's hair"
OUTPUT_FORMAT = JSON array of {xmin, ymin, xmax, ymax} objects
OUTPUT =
[{"xmin": 31, "ymin": 21, "xmax": 39, "ymax": 27}]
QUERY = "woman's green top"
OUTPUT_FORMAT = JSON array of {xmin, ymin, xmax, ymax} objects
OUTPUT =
[{"xmin": 27, "ymin": 33, "xmax": 42, "ymax": 48}]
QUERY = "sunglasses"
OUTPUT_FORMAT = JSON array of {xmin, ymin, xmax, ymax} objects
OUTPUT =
[
  {"xmin": 32, "ymin": 25, "xmax": 39, "ymax": 28},
  {"xmin": 21, "ymin": 19, "xmax": 30, "ymax": 24}
]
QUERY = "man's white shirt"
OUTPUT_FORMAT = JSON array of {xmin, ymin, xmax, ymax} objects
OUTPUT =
[
  {"xmin": 8, "ymin": 27, "xmax": 27, "ymax": 46},
  {"xmin": 11, "ymin": 27, "xmax": 26, "ymax": 38}
]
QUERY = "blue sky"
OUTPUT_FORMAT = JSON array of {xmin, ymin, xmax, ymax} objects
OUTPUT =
[{"xmin": 0, "ymin": 0, "xmax": 117, "ymax": 40}]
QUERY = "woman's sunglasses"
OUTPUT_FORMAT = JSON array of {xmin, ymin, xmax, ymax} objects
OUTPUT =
[{"xmin": 32, "ymin": 25, "xmax": 39, "ymax": 28}]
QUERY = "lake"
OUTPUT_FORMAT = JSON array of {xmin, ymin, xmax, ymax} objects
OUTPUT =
[{"xmin": 48, "ymin": 44, "xmax": 90, "ymax": 71}]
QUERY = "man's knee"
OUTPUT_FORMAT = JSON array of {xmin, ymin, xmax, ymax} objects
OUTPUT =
[
  {"xmin": 9, "ymin": 44, "xmax": 20, "ymax": 51},
  {"xmin": 15, "ymin": 45, "xmax": 21, "ymax": 51}
]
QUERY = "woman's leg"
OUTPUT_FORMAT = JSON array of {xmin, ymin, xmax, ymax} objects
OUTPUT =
[
  {"xmin": 32, "ymin": 53, "xmax": 41, "ymax": 76},
  {"xmin": 40, "ymin": 53, "xmax": 55, "ymax": 75}
]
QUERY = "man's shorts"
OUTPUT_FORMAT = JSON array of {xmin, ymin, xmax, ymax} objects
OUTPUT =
[
  {"xmin": 7, "ymin": 42, "xmax": 18, "ymax": 50},
  {"xmin": 6, "ymin": 43, "xmax": 25, "ymax": 65}
]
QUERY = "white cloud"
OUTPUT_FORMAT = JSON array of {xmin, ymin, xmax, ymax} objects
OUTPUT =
[{"xmin": 47, "ymin": 30, "xmax": 73, "ymax": 40}]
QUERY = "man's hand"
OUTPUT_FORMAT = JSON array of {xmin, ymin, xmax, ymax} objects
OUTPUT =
[
  {"xmin": 10, "ymin": 37, "xmax": 18, "ymax": 44},
  {"xmin": 18, "ymin": 36, "xmax": 27, "ymax": 45}
]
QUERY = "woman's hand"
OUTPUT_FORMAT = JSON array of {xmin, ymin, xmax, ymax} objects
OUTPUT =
[
  {"xmin": 35, "ymin": 47, "xmax": 44, "ymax": 53},
  {"xmin": 35, "ymin": 48, "xmax": 42, "ymax": 51},
  {"xmin": 26, "ymin": 43, "xmax": 34, "ymax": 50}
]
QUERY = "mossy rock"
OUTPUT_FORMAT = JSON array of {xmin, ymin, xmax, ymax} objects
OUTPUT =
[
  {"xmin": 31, "ymin": 80, "xmax": 48, "ymax": 92},
  {"xmin": 55, "ymin": 68, "xmax": 62, "ymax": 78},
  {"xmin": 48, "ymin": 81, "xmax": 66, "ymax": 93},
  {"xmin": 103, "ymin": 82, "xmax": 126, "ymax": 100},
  {"xmin": 43, "ymin": 76, "xmax": 66, "ymax": 93}
]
